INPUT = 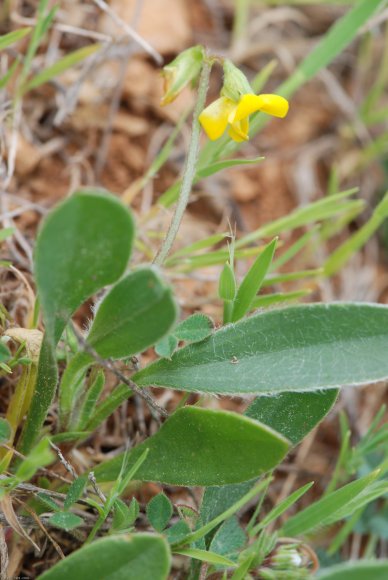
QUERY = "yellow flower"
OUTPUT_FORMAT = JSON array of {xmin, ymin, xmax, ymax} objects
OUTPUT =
[{"xmin": 199, "ymin": 93, "xmax": 289, "ymax": 142}]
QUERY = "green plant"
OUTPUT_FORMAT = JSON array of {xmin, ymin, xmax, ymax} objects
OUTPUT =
[{"xmin": 1, "ymin": 0, "xmax": 388, "ymax": 577}]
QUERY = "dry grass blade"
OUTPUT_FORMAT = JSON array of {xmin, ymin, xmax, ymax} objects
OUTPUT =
[{"xmin": 0, "ymin": 497, "xmax": 40, "ymax": 552}]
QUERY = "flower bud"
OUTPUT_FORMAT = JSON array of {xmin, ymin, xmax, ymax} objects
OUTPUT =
[
  {"xmin": 221, "ymin": 59, "xmax": 253, "ymax": 102},
  {"xmin": 219, "ymin": 262, "xmax": 236, "ymax": 301},
  {"xmin": 161, "ymin": 45, "xmax": 205, "ymax": 105}
]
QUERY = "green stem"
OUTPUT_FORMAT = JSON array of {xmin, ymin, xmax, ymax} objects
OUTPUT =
[{"xmin": 153, "ymin": 59, "xmax": 212, "ymax": 266}]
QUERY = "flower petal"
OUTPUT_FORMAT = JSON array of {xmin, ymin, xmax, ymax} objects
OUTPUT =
[
  {"xmin": 231, "ymin": 94, "xmax": 289, "ymax": 122},
  {"xmin": 228, "ymin": 117, "xmax": 249, "ymax": 142},
  {"xmin": 199, "ymin": 97, "xmax": 237, "ymax": 140}
]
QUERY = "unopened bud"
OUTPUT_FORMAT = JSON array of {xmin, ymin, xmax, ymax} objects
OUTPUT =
[
  {"xmin": 161, "ymin": 45, "xmax": 205, "ymax": 105},
  {"xmin": 219, "ymin": 262, "xmax": 236, "ymax": 301},
  {"xmin": 221, "ymin": 59, "xmax": 253, "ymax": 102}
]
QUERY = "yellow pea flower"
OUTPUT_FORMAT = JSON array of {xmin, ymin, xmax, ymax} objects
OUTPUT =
[{"xmin": 199, "ymin": 93, "xmax": 289, "ymax": 142}]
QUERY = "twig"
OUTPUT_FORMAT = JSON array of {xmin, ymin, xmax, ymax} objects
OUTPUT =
[
  {"xmin": 14, "ymin": 499, "xmax": 65, "ymax": 559},
  {"xmin": 11, "ymin": 12, "xmax": 114, "ymax": 43},
  {"xmin": 88, "ymin": 471, "xmax": 106, "ymax": 504},
  {"xmin": 153, "ymin": 59, "xmax": 212, "ymax": 265},
  {"xmin": 0, "ymin": 525, "xmax": 9, "ymax": 580},
  {"xmin": 92, "ymin": 0, "xmax": 163, "ymax": 65},
  {"xmin": 94, "ymin": 55, "xmax": 128, "ymax": 179},
  {"xmin": 0, "ymin": 445, "xmax": 72, "ymax": 485},
  {"xmin": 49, "ymin": 442, "xmax": 78, "ymax": 480},
  {"xmin": 71, "ymin": 324, "xmax": 169, "ymax": 420}
]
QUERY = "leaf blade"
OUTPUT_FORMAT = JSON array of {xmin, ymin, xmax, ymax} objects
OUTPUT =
[
  {"xmin": 94, "ymin": 407, "xmax": 290, "ymax": 486},
  {"xmin": 133, "ymin": 303, "xmax": 388, "ymax": 396}
]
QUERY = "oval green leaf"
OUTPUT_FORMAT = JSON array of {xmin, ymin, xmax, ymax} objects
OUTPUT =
[
  {"xmin": 133, "ymin": 304, "xmax": 388, "ymax": 395},
  {"xmin": 38, "ymin": 533, "xmax": 171, "ymax": 580},
  {"xmin": 20, "ymin": 190, "xmax": 134, "ymax": 453},
  {"xmin": 35, "ymin": 189, "xmax": 134, "ymax": 343},
  {"xmin": 94, "ymin": 407, "xmax": 290, "ymax": 486},
  {"xmin": 87, "ymin": 268, "xmax": 178, "ymax": 358},
  {"xmin": 199, "ymin": 390, "xmax": 337, "ymax": 527}
]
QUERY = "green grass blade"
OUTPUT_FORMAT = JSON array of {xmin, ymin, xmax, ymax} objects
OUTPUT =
[
  {"xmin": 165, "ymin": 233, "xmax": 228, "ymax": 263},
  {"xmin": 22, "ymin": 43, "xmax": 100, "ymax": 93},
  {"xmin": 173, "ymin": 548, "xmax": 236, "ymax": 568},
  {"xmin": 281, "ymin": 470, "xmax": 380, "ymax": 537},
  {"xmin": 85, "ymin": 384, "xmax": 132, "ymax": 432},
  {"xmin": 196, "ymin": 156, "xmax": 264, "ymax": 179},
  {"xmin": 235, "ymin": 189, "xmax": 358, "ymax": 248},
  {"xmin": 262, "ymin": 268, "xmax": 322, "ymax": 286},
  {"xmin": 324, "ymin": 192, "xmax": 388, "ymax": 276},
  {"xmin": 173, "ymin": 478, "xmax": 271, "ymax": 548},
  {"xmin": 231, "ymin": 238, "xmax": 277, "ymax": 322},
  {"xmin": 250, "ymin": 290, "xmax": 311, "ymax": 309},
  {"xmin": 0, "ymin": 59, "xmax": 20, "ymax": 90},
  {"xmin": 251, "ymin": 482, "xmax": 314, "ymax": 534},
  {"xmin": 0, "ymin": 28, "xmax": 31, "ymax": 51}
]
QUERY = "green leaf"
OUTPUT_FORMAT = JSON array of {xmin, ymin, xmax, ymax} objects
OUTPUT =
[
  {"xmin": 147, "ymin": 493, "xmax": 173, "ymax": 532},
  {"xmin": 59, "ymin": 351, "xmax": 93, "ymax": 423},
  {"xmin": 174, "ymin": 314, "xmax": 214, "ymax": 342},
  {"xmin": 133, "ymin": 304, "xmax": 388, "ymax": 396},
  {"xmin": 20, "ymin": 190, "xmax": 134, "ymax": 453},
  {"xmin": 0, "ymin": 28, "xmax": 31, "ymax": 51},
  {"xmin": 325, "ymin": 481, "xmax": 388, "ymax": 524},
  {"xmin": 166, "ymin": 233, "xmax": 228, "ymax": 262},
  {"xmin": 196, "ymin": 156, "xmax": 264, "ymax": 179},
  {"xmin": 0, "ymin": 419, "xmax": 11, "ymax": 444},
  {"xmin": 250, "ymin": 290, "xmax": 310, "ymax": 309},
  {"xmin": 36, "ymin": 492, "xmax": 60, "ymax": 513},
  {"xmin": 15, "ymin": 438, "xmax": 54, "ymax": 482},
  {"xmin": 209, "ymin": 517, "xmax": 246, "ymax": 559},
  {"xmin": 94, "ymin": 407, "xmax": 289, "ymax": 486},
  {"xmin": 50, "ymin": 431, "xmax": 91, "ymax": 443},
  {"xmin": 0, "ymin": 59, "xmax": 19, "ymax": 90},
  {"xmin": 231, "ymin": 238, "xmax": 277, "ymax": 322},
  {"xmin": 85, "ymin": 384, "xmax": 132, "ymax": 432},
  {"xmin": 0, "ymin": 342, "xmax": 10, "ymax": 363},
  {"xmin": 111, "ymin": 498, "xmax": 139, "ymax": 532},
  {"xmin": 324, "ymin": 192, "xmax": 388, "ymax": 276},
  {"xmin": 23, "ymin": 43, "xmax": 100, "ymax": 93},
  {"xmin": 48, "ymin": 511, "xmax": 83, "ymax": 531},
  {"xmin": 317, "ymin": 560, "xmax": 388, "ymax": 580},
  {"xmin": 64, "ymin": 477, "xmax": 87, "ymax": 510},
  {"xmin": 77, "ymin": 370, "xmax": 105, "ymax": 430},
  {"xmin": 219, "ymin": 262, "xmax": 237, "ymax": 301},
  {"xmin": 234, "ymin": 189, "xmax": 358, "ymax": 249},
  {"xmin": 199, "ymin": 391, "xmax": 338, "ymax": 529},
  {"xmin": 282, "ymin": 471, "xmax": 380, "ymax": 537},
  {"xmin": 174, "ymin": 479, "xmax": 270, "ymax": 548},
  {"xmin": 155, "ymin": 335, "xmax": 178, "ymax": 359},
  {"xmin": 246, "ymin": 391, "xmax": 338, "ymax": 446},
  {"xmin": 87, "ymin": 268, "xmax": 178, "ymax": 359},
  {"xmin": 38, "ymin": 533, "xmax": 171, "ymax": 580},
  {"xmin": 0, "ymin": 227, "xmax": 15, "ymax": 242},
  {"xmin": 36, "ymin": 189, "xmax": 134, "ymax": 344},
  {"xmin": 278, "ymin": 0, "xmax": 386, "ymax": 98},
  {"xmin": 174, "ymin": 547, "xmax": 236, "ymax": 568},
  {"xmin": 251, "ymin": 482, "xmax": 314, "ymax": 534},
  {"xmin": 165, "ymin": 521, "xmax": 191, "ymax": 544},
  {"xmin": 200, "ymin": 483, "xmax": 253, "ymax": 528}
]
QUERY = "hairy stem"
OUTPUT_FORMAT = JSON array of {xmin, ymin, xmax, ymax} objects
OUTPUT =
[{"xmin": 153, "ymin": 59, "xmax": 212, "ymax": 265}]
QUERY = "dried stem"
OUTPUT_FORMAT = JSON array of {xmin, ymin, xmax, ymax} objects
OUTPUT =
[{"xmin": 71, "ymin": 324, "xmax": 169, "ymax": 420}]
